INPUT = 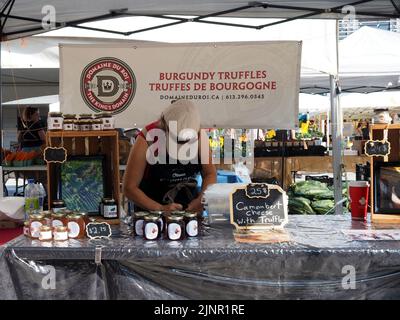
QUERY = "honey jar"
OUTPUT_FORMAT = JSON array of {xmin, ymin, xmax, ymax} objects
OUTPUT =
[
  {"xmin": 166, "ymin": 215, "xmax": 185, "ymax": 241},
  {"xmin": 132, "ymin": 211, "xmax": 148, "ymax": 237},
  {"xmin": 78, "ymin": 212, "xmax": 90, "ymax": 226},
  {"xmin": 53, "ymin": 226, "xmax": 68, "ymax": 241},
  {"xmin": 29, "ymin": 214, "xmax": 46, "ymax": 239},
  {"xmin": 42, "ymin": 211, "xmax": 52, "ymax": 227},
  {"xmin": 39, "ymin": 226, "xmax": 53, "ymax": 241},
  {"xmin": 51, "ymin": 212, "xmax": 68, "ymax": 228},
  {"xmin": 67, "ymin": 214, "xmax": 86, "ymax": 239}
]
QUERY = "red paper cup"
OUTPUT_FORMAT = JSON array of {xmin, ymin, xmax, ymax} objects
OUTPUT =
[{"xmin": 348, "ymin": 181, "xmax": 370, "ymax": 221}]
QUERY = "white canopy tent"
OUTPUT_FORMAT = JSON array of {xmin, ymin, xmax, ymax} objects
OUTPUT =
[{"xmin": 1, "ymin": 0, "xmax": 399, "ymax": 214}]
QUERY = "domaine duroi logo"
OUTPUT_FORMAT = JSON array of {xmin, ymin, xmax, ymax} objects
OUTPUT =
[{"xmin": 80, "ymin": 57, "xmax": 136, "ymax": 114}]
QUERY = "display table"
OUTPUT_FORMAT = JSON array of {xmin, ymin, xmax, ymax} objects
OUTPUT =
[{"xmin": 2, "ymin": 215, "xmax": 400, "ymax": 300}]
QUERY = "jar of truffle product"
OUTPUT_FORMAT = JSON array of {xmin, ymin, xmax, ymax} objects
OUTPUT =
[
  {"xmin": 51, "ymin": 212, "xmax": 68, "ymax": 228},
  {"xmin": 78, "ymin": 212, "xmax": 90, "ymax": 226},
  {"xmin": 98, "ymin": 112, "xmax": 115, "ymax": 130},
  {"xmin": 23, "ymin": 221, "xmax": 30, "ymax": 237},
  {"xmin": 52, "ymin": 200, "xmax": 66, "ymax": 213},
  {"xmin": 47, "ymin": 112, "xmax": 63, "ymax": 131},
  {"xmin": 53, "ymin": 226, "xmax": 68, "ymax": 241},
  {"xmin": 66, "ymin": 214, "xmax": 86, "ymax": 239},
  {"xmin": 184, "ymin": 212, "xmax": 199, "ymax": 237},
  {"xmin": 73, "ymin": 120, "xmax": 80, "ymax": 131},
  {"xmin": 39, "ymin": 226, "xmax": 53, "ymax": 241},
  {"xmin": 80, "ymin": 120, "xmax": 92, "ymax": 131},
  {"xmin": 41, "ymin": 211, "xmax": 52, "ymax": 227},
  {"xmin": 29, "ymin": 214, "xmax": 46, "ymax": 239},
  {"xmin": 171, "ymin": 210, "xmax": 186, "ymax": 217},
  {"xmin": 143, "ymin": 215, "xmax": 161, "ymax": 240},
  {"xmin": 132, "ymin": 211, "xmax": 148, "ymax": 237},
  {"xmin": 150, "ymin": 211, "xmax": 165, "ymax": 233},
  {"xmin": 92, "ymin": 119, "xmax": 103, "ymax": 131},
  {"xmin": 63, "ymin": 119, "xmax": 74, "ymax": 131},
  {"xmin": 102, "ymin": 198, "xmax": 118, "ymax": 219},
  {"xmin": 166, "ymin": 215, "xmax": 185, "ymax": 241}
]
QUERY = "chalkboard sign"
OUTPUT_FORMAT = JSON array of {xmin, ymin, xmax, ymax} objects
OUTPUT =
[
  {"xmin": 230, "ymin": 183, "xmax": 288, "ymax": 231},
  {"xmin": 365, "ymin": 140, "xmax": 391, "ymax": 157},
  {"xmin": 44, "ymin": 147, "xmax": 67, "ymax": 164},
  {"xmin": 86, "ymin": 222, "xmax": 112, "ymax": 240}
]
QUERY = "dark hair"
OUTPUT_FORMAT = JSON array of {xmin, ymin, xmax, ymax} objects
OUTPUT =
[{"xmin": 22, "ymin": 107, "xmax": 39, "ymax": 122}]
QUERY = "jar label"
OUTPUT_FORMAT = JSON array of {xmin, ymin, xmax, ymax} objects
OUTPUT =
[
  {"xmin": 30, "ymin": 221, "xmax": 42, "ymax": 238},
  {"xmin": 39, "ymin": 231, "xmax": 52, "ymax": 241},
  {"xmin": 145, "ymin": 222, "xmax": 158, "ymax": 240},
  {"xmin": 54, "ymin": 232, "xmax": 68, "ymax": 241},
  {"xmin": 186, "ymin": 220, "xmax": 198, "ymax": 237},
  {"xmin": 68, "ymin": 221, "xmax": 80, "ymax": 238},
  {"xmin": 52, "ymin": 219, "xmax": 63, "ymax": 228},
  {"xmin": 53, "ymin": 207, "xmax": 66, "ymax": 213},
  {"xmin": 63, "ymin": 124, "xmax": 73, "ymax": 130},
  {"xmin": 135, "ymin": 220, "xmax": 144, "ymax": 236},
  {"xmin": 168, "ymin": 223, "xmax": 182, "ymax": 240},
  {"xmin": 103, "ymin": 205, "xmax": 117, "ymax": 218}
]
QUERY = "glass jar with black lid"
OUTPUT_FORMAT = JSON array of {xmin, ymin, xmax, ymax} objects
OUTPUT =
[
  {"xmin": 52, "ymin": 200, "xmax": 66, "ymax": 213},
  {"xmin": 150, "ymin": 211, "xmax": 165, "ymax": 233},
  {"xmin": 143, "ymin": 214, "xmax": 162, "ymax": 240},
  {"xmin": 166, "ymin": 215, "xmax": 185, "ymax": 241},
  {"xmin": 184, "ymin": 212, "xmax": 199, "ymax": 237},
  {"xmin": 132, "ymin": 211, "xmax": 148, "ymax": 237},
  {"xmin": 102, "ymin": 198, "xmax": 117, "ymax": 219}
]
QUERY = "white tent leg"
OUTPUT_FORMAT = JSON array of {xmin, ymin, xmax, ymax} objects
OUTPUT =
[{"xmin": 330, "ymin": 74, "xmax": 343, "ymax": 215}]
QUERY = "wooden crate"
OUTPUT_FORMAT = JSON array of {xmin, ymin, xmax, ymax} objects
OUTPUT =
[
  {"xmin": 369, "ymin": 124, "xmax": 400, "ymax": 224},
  {"xmin": 46, "ymin": 130, "xmax": 120, "ymax": 224}
]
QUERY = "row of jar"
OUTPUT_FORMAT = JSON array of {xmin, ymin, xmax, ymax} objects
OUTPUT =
[
  {"xmin": 133, "ymin": 211, "xmax": 201, "ymax": 241},
  {"xmin": 24, "ymin": 211, "xmax": 90, "ymax": 240},
  {"xmin": 47, "ymin": 112, "xmax": 115, "ymax": 131}
]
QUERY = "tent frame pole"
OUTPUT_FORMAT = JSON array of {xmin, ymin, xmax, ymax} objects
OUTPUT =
[
  {"xmin": 2, "ymin": 0, "xmax": 399, "ymax": 39},
  {"xmin": 330, "ymin": 75, "xmax": 343, "ymax": 215}
]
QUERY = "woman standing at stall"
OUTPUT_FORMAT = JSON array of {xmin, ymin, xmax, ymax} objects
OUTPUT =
[
  {"xmin": 123, "ymin": 99, "xmax": 216, "ymax": 213},
  {"xmin": 17, "ymin": 107, "xmax": 46, "ymax": 152}
]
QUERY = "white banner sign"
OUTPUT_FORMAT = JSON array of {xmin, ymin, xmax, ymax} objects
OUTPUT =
[{"xmin": 60, "ymin": 41, "xmax": 301, "ymax": 129}]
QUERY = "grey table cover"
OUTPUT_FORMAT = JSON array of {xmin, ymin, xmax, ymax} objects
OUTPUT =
[{"xmin": 1, "ymin": 215, "xmax": 400, "ymax": 300}]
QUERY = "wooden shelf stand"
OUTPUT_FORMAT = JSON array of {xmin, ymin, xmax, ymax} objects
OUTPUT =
[
  {"xmin": 370, "ymin": 124, "xmax": 400, "ymax": 224},
  {"xmin": 46, "ymin": 130, "xmax": 120, "ymax": 223}
]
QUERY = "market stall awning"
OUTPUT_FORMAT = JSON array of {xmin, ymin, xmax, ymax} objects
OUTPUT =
[{"xmin": 1, "ymin": 0, "xmax": 399, "ymax": 41}]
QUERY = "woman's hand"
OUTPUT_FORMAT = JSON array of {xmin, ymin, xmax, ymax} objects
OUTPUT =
[
  {"xmin": 186, "ymin": 197, "xmax": 203, "ymax": 213},
  {"xmin": 161, "ymin": 203, "xmax": 183, "ymax": 212}
]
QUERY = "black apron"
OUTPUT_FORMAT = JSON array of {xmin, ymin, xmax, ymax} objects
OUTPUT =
[
  {"xmin": 137, "ymin": 126, "xmax": 202, "ymax": 210},
  {"xmin": 138, "ymin": 157, "xmax": 202, "ymax": 210}
]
